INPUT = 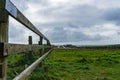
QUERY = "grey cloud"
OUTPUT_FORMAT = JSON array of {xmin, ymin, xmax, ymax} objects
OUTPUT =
[
  {"xmin": 104, "ymin": 8, "xmax": 120, "ymax": 23},
  {"xmin": 9, "ymin": 0, "xmax": 120, "ymax": 45},
  {"xmin": 9, "ymin": 23, "xmax": 26, "ymax": 43},
  {"xmin": 47, "ymin": 27, "xmax": 108, "ymax": 43},
  {"xmin": 11, "ymin": 0, "xmax": 28, "ymax": 11},
  {"xmin": 117, "ymin": 32, "xmax": 120, "ymax": 35},
  {"xmin": 47, "ymin": 27, "xmax": 68, "ymax": 42},
  {"xmin": 36, "ymin": 4, "xmax": 107, "ymax": 28},
  {"xmin": 26, "ymin": 0, "xmax": 49, "ymax": 6},
  {"xmin": 35, "ymin": 4, "xmax": 113, "ymax": 43}
]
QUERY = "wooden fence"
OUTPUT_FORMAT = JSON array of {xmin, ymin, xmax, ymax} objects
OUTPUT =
[{"xmin": 0, "ymin": 0, "xmax": 52, "ymax": 80}]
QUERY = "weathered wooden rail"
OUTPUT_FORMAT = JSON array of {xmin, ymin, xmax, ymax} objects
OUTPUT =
[{"xmin": 0, "ymin": 0, "xmax": 52, "ymax": 80}]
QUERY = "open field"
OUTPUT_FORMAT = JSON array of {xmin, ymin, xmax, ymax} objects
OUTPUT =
[
  {"xmin": 7, "ymin": 48, "xmax": 120, "ymax": 80},
  {"xmin": 29, "ymin": 49, "xmax": 120, "ymax": 80},
  {"xmin": 7, "ymin": 51, "xmax": 40, "ymax": 80}
]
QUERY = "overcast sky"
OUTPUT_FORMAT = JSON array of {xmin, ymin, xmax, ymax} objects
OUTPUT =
[{"xmin": 9, "ymin": 0, "xmax": 120, "ymax": 45}]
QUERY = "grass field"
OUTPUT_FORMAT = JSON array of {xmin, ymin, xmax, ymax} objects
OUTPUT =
[
  {"xmin": 7, "ymin": 51, "xmax": 40, "ymax": 80},
  {"xmin": 27, "ymin": 48, "xmax": 120, "ymax": 80},
  {"xmin": 7, "ymin": 48, "xmax": 120, "ymax": 80}
]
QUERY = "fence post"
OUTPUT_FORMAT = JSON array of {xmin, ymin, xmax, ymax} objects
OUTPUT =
[
  {"xmin": 0, "ymin": 0, "xmax": 9, "ymax": 80},
  {"xmin": 46, "ymin": 40, "xmax": 51, "ymax": 52},
  {"xmin": 23, "ymin": 36, "xmax": 33, "ymax": 80},
  {"xmin": 38, "ymin": 36, "xmax": 43, "ymax": 56},
  {"xmin": 47, "ymin": 40, "xmax": 50, "ymax": 46},
  {"xmin": 28, "ymin": 36, "xmax": 32, "ymax": 45},
  {"xmin": 38, "ymin": 36, "xmax": 43, "ymax": 67},
  {"xmin": 28, "ymin": 36, "xmax": 34, "ymax": 58},
  {"xmin": 28, "ymin": 36, "xmax": 33, "ymax": 56}
]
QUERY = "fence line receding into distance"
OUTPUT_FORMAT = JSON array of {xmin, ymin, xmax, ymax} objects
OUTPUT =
[{"xmin": 0, "ymin": 0, "xmax": 52, "ymax": 80}]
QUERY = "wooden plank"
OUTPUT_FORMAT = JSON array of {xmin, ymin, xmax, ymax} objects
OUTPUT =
[
  {"xmin": 13, "ymin": 49, "xmax": 52, "ymax": 80},
  {"xmin": 44, "ymin": 46, "xmax": 52, "ymax": 48},
  {"xmin": 0, "ymin": 43, "xmax": 51, "ymax": 56},
  {"xmin": 5, "ymin": 0, "xmax": 48, "ymax": 41},
  {"xmin": 0, "ymin": 0, "xmax": 9, "ymax": 80},
  {"xmin": 0, "ymin": 58, "xmax": 7, "ymax": 80}
]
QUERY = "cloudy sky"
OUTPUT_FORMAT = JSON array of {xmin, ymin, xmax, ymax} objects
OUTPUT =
[{"xmin": 9, "ymin": 0, "xmax": 120, "ymax": 45}]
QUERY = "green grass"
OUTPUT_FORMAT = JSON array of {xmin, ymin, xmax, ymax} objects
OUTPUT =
[
  {"xmin": 7, "ymin": 51, "xmax": 41, "ymax": 80},
  {"xmin": 29, "ymin": 49, "xmax": 120, "ymax": 80}
]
